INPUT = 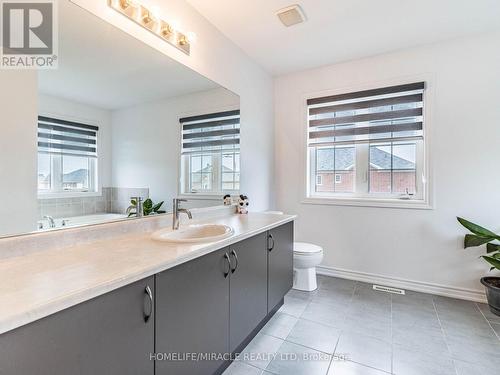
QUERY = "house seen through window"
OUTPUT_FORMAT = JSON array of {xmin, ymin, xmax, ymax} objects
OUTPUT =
[{"xmin": 307, "ymin": 82, "xmax": 426, "ymax": 201}]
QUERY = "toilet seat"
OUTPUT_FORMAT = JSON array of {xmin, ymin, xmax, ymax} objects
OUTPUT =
[{"xmin": 294, "ymin": 242, "xmax": 323, "ymax": 256}]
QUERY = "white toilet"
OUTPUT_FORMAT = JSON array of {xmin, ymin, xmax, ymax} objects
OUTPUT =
[{"xmin": 293, "ymin": 242, "xmax": 323, "ymax": 291}]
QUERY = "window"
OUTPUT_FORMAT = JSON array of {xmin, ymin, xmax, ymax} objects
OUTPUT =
[
  {"xmin": 37, "ymin": 116, "xmax": 98, "ymax": 195},
  {"xmin": 307, "ymin": 82, "xmax": 427, "ymax": 205},
  {"xmin": 180, "ymin": 110, "xmax": 240, "ymax": 195}
]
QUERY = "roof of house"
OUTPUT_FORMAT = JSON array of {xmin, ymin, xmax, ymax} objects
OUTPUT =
[
  {"xmin": 62, "ymin": 169, "xmax": 88, "ymax": 183},
  {"xmin": 317, "ymin": 147, "xmax": 415, "ymax": 171},
  {"xmin": 38, "ymin": 168, "xmax": 89, "ymax": 184}
]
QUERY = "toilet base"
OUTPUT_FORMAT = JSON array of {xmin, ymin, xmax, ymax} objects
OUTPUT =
[{"xmin": 293, "ymin": 267, "xmax": 318, "ymax": 292}]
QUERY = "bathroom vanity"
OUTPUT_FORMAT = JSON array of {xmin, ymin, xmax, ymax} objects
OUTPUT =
[
  {"xmin": 0, "ymin": 2, "xmax": 285, "ymax": 374},
  {"xmin": 0, "ymin": 214, "xmax": 294, "ymax": 375}
]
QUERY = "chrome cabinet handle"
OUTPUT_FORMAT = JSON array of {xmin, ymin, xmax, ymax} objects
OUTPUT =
[
  {"xmin": 268, "ymin": 233, "xmax": 275, "ymax": 252},
  {"xmin": 144, "ymin": 285, "xmax": 153, "ymax": 323},
  {"xmin": 230, "ymin": 249, "xmax": 239, "ymax": 274},
  {"xmin": 224, "ymin": 252, "xmax": 232, "ymax": 278}
]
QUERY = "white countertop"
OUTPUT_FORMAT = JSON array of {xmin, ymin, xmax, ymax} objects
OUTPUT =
[{"xmin": 0, "ymin": 213, "xmax": 295, "ymax": 335}]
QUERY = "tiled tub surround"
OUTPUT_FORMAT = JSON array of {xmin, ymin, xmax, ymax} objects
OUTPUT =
[
  {"xmin": 223, "ymin": 275, "xmax": 500, "ymax": 375},
  {"xmin": 108, "ymin": 187, "xmax": 150, "ymax": 215},
  {"xmin": 38, "ymin": 188, "xmax": 111, "ymax": 220},
  {"xmin": 37, "ymin": 187, "xmax": 150, "ymax": 222},
  {"xmin": 0, "ymin": 210, "xmax": 293, "ymax": 334}
]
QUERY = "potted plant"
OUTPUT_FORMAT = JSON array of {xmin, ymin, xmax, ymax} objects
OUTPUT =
[
  {"xmin": 128, "ymin": 198, "xmax": 166, "ymax": 217},
  {"xmin": 457, "ymin": 217, "xmax": 500, "ymax": 316}
]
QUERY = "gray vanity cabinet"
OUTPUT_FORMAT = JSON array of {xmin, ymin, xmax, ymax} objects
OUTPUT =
[
  {"xmin": 0, "ymin": 277, "xmax": 155, "ymax": 375},
  {"xmin": 0, "ymin": 221, "xmax": 294, "ymax": 375},
  {"xmin": 155, "ymin": 247, "xmax": 230, "ymax": 375},
  {"xmin": 229, "ymin": 232, "xmax": 268, "ymax": 352},
  {"xmin": 267, "ymin": 222, "xmax": 294, "ymax": 312}
]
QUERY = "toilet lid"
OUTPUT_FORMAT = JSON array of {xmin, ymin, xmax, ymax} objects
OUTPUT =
[{"xmin": 294, "ymin": 242, "xmax": 323, "ymax": 255}]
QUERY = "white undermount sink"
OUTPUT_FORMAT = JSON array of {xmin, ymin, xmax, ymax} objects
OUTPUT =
[{"xmin": 151, "ymin": 224, "xmax": 234, "ymax": 243}]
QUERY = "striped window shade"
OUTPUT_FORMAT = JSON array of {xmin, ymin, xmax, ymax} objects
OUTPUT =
[
  {"xmin": 307, "ymin": 82, "xmax": 425, "ymax": 147},
  {"xmin": 180, "ymin": 110, "xmax": 240, "ymax": 155},
  {"xmin": 38, "ymin": 116, "xmax": 98, "ymax": 158}
]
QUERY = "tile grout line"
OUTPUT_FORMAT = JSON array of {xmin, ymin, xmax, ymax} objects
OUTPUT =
[
  {"xmin": 325, "ymin": 280, "xmax": 359, "ymax": 374},
  {"xmin": 390, "ymin": 293, "xmax": 394, "ymax": 374},
  {"xmin": 474, "ymin": 302, "xmax": 500, "ymax": 341},
  {"xmin": 287, "ymin": 282, "xmax": 340, "ymax": 374},
  {"xmin": 432, "ymin": 297, "xmax": 459, "ymax": 375},
  {"xmin": 346, "ymin": 360, "xmax": 394, "ymax": 375},
  {"xmin": 262, "ymin": 284, "xmax": 330, "ymax": 374}
]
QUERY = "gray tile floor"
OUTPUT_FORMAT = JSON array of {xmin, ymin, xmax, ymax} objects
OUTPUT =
[{"xmin": 223, "ymin": 275, "xmax": 500, "ymax": 375}]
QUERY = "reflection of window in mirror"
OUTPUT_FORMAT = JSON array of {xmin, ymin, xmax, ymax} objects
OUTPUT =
[
  {"xmin": 37, "ymin": 116, "xmax": 98, "ymax": 197},
  {"xmin": 180, "ymin": 110, "xmax": 240, "ymax": 195}
]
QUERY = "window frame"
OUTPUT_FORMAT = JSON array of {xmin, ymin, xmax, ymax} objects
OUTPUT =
[
  {"xmin": 301, "ymin": 77, "xmax": 434, "ymax": 210},
  {"xmin": 181, "ymin": 151, "xmax": 240, "ymax": 196},
  {"xmin": 178, "ymin": 107, "xmax": 241, "ymax": 199},
  {"xmin": 37, "ymin": 112, "xmax": 101, "ymax": 200}
]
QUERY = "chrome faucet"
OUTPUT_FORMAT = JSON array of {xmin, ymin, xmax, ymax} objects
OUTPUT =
[
  {"xmin": 43, "ymin": 215, "xmax": 56, "ymax": 229},
  {"xmin": 172, "ymin": 198, "xmax": 192, "ymax": 230},
  {"xmin": 127, "ymin": 197, "xmax": 144, "ymax": 217}
]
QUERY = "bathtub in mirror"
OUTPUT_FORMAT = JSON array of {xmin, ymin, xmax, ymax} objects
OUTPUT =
[{"xmin": 0, "ymin": 1, "xmax": 240, "ymax": 237}]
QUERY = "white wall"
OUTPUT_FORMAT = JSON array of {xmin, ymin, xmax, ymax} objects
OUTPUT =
[
  {"xmin": 38, "ymin": 94, "xmax": 113, "ymax": 188},
  {"xmin": 71, "ymin": 0, "xmax": 274, "ymax": 211},
  {"xmin": 274, "ymin": 32, "xmax": 500, "ymax": 299},
  {"xmin": 111, "ymin": 87, "xmax": 239, "ymax": 207},
  {"xmin": 0, "ymin": 71, "xmax": 38, "ymax": 235}
]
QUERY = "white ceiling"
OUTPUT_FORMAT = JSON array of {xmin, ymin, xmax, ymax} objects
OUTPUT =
[
  {"xmin": 38, "ymin": 1, "xmax": 219, "ymax": 110},
  {"xmin": 187, "ymin": 0, "xmax": 500, "ymax": 76}
]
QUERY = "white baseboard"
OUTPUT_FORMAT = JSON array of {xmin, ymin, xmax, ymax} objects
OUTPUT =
[{"xmin": 316, "ymin": 265, "xmax": 487, "ymax": 303}]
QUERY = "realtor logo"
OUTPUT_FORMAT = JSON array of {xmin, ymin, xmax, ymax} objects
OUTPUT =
[{"xmin": 1, "ymin": 0, "xmax": 58, "ymax": 68}]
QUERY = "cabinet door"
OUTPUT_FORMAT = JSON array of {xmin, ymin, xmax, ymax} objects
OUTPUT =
[
  {"xmin": 155, "ymin": 248, "xmax": 230, "ymax": 375},
  {"xmin": 0, "ymin": 277, "xmax": 155, "ymax": 375},
  {"xmin": 229, "ymin": 232, "xmax": 268, "ymax": 352},
  {"xmin": 268, "ymin": 222, "xmax": 294, "ymax": 312}
]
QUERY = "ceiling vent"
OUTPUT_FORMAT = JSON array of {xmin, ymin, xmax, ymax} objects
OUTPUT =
[{"xmin": 276, "ymin": 5, "xmax": 306, "ymax": 27}]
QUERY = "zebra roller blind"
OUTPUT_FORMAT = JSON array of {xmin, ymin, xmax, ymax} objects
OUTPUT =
[
  {"xmin": 38, "ymin": 116, "xmax": 98, "ymax": 158},
  {"xmin": 307, "ymin": 82, "xmax": 425, "ymax": 147},
  {"xmin": 180, "ymin": 110, "xmax": 240, "ymax": 155}
]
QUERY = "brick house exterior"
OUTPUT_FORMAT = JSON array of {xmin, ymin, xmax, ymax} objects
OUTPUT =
[{"xmin": 315, "ymin": 147, "xmax": 415, "ymax": 193}]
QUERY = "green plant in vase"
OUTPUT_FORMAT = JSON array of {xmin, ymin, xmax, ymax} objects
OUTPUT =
[{"xmin": 128, "ymin": 198, "xmax": 166, "ymax": 217}]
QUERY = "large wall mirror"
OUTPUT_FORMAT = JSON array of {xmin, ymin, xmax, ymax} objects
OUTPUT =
[{"xmin": 1, "ymin": 1, "xmax": 240, "ymax": 237}]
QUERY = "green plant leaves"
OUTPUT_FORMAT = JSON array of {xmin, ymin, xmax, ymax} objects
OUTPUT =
[
  {"xmin": 152, "ymin": 201, "xmax": 164, "ymax": 212},
  {"xmin": 457, "ymin": 217, "xmax": 500, "ymax": 239},
  {"xmin": 464, "ymin": 234, "xmax": 494, "ymax": 248},
  {"xmin": 481, "ymin": 256, "xmax": 500, "ymax": 271},
  {"xmin": 457, "ymin": 217, "xmax": 500, "ymax": 271},
  {"xmin": 487, "ymin": 243, "xmax": 500, "ymax": 253},
  {"xmin": 143, "ymin": 199, "xmax": 153, "ymax": 210}
]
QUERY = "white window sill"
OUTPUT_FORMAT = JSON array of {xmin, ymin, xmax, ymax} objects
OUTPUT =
[
  {"xmin": 38, "ymin": 191, "xmax": 101, "ymax": 200},
  {"xmin": 302, "ymin": 196, "xmax": 433, "ymax": 210}
]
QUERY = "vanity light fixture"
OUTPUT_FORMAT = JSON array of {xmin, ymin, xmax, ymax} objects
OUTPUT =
[
  {"xmin": 118, "ymin": 0, "xmax": 136, "ymax": 17},
  {"xmin": 160, "ymin": 21, "xmax": 173, "ymax": 38},
  {"xmin": 139, "ymin": 6, "xmax": 155, "ymax": 29},
  {"xmin": 108, "ymin": 0, "xmax": 191, "ymax": 55}
]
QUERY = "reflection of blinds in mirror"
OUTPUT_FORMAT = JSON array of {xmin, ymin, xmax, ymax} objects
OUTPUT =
[
  {"xmin": 38, "ymin": 116, "xmax": 98, "ymax": 158},
  {"xmin": 180, "ymin": 110, "xmax": 240, "ymax": 155},
  {"xmin": 307, "ymin": 82, "xmax": 424, "ymax": 147}
]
